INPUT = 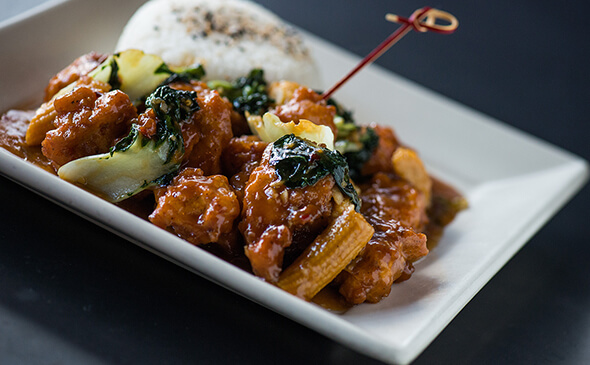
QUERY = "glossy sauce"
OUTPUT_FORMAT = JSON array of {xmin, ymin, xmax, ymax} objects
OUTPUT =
[
  {"xmin": 0, "ymin": 59, "xmax": 467, "ymax": 308},
  {"xmin": 239, "ymin": 148, "xmax": 334, "ymax": 282},
  {"xmin": 312, "ymin": 285, "xmax": 354, "ymax": 313},
  {"xmin": 0, "ymin": 110, "xmax": 54, "ymax": 173}
]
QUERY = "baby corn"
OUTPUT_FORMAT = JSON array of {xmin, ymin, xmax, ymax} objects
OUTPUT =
[
  {"xmin": 277, "ymin": 196, "xmax": 374, "ymax": 301},
  {"xmin": 392, "ymin": 146, "xmax": 432, "ymax": 204}
]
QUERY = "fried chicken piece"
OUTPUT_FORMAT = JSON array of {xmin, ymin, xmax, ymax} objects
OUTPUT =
[
  {"xmin": 169, "ymin": 81, "xmax": 233, "ymax": 175},
  {"xmin": 27, "ymin": 76, "xmax": 113, "ymax": 147},
  {"xmin": 360, "ymin": 124, "xmax": 401, "ymax": 177},
  {"xmin": 221, "ymin": 135, "xmax": 268, "ymax": 201},
  {"xmin": 149, "ymin": 168, "xmax": 240, "ymax": 246},
  {"xmin": 228, "ymin": 109, "xmax": 251, "ymax": 137},
  {"xmin": 41, "ymin": 84, "xmax": 136, "ymax": 168},
  {"xmin": 239, "ymin": 146, "xmax": 335, "ymax": 282},
  {"xmin": 335, "ymin": 172, "xmax": 429, "ymax": 304},
  {"xmin": 44, "ymin": 52, "xmax": 108, "ymax": 102},
  {"xmin": 269, "ymin": 86, "xmax": 337, "ymax": 137}
]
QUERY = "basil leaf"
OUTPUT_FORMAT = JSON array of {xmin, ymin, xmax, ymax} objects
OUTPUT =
[{"xmin": 270, "ymin": 134, "xmax": 360, "ymax": 211}]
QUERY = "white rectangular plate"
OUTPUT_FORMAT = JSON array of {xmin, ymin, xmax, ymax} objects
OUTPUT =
[{"xmin": 0, "ymin": 1, "xmax": 588, "ymax": 364}]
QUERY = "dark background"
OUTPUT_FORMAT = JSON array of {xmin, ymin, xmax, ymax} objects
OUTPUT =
[{"xmin": 1, "ymin": 0, "xmax": 589, "ymax": 364}]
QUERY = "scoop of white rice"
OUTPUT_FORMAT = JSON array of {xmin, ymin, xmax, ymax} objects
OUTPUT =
[{"xmin": 116, "ymin": 0, "xmax": 321, "ymax": 87}]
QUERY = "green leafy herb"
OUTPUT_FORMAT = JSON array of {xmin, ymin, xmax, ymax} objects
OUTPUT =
[
  {"xmin": 143, "ymin": 85, "xmax": 199, "ymax": 162},
  {"xmin": 147, "ymin": 85, "xmax": 200, "ymax": 123},
  {"xmin": 156, "ymin": 63, "xmax": 206, "ymax": 85},
  {"xmin": 208, "ymin": 69, "xmax": 272, "ymax": 116},
  {"xmin": 326, "ymin": 97, "xmax": 355, "ymax": 125},
  {"xmin": 270, "ymin": 134, "xmax": 360, "ymax": 211},
  {"xmin": 107, "ymin": 57, "xmax": 121, "ymax": 90},
  {"xmin": 339, "ymin": 127, "xmax": 379, "ymax": 181},
  {"xmin": 327, "ymin": 98, "xmax": 379, "ymax": 180},
  {"xmin": 110, "ymin": 124, "xmax": 141, "ymax": 155},
  {"xmin": 60, "ymin": 85, "xmax": 200, "ymax": 202},
  {"xmin": 112, "ymin": 85, "xmax": 198, "ymax": 163}
]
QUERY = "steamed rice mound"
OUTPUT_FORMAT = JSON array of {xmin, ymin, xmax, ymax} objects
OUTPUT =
[{"xmin": 116, "ymin": 0, "xmax": 321, "ymax": 87}]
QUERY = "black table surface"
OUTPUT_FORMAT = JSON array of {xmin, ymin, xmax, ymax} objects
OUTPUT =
[{"xmin": 1, "ymin": 1, "xmax": 589, "ymax": 364}]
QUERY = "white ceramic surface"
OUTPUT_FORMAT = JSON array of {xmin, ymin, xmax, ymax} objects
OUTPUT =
[{"xmin": 0, "ymin": 1, "xmax": 588, "ymax": 364}]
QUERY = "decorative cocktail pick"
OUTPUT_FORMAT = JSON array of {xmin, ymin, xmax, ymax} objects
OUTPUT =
[{"xmin": 321, "ymin": 7, "xmax": 459, "ymax": 100}]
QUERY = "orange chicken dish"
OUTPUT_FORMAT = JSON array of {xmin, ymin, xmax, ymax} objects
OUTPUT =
[{"xmin": 0, "ymin": 50, "xmax": 467, "ymax": 306}]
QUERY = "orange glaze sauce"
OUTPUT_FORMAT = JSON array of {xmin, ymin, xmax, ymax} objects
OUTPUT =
[
  {"xmin": 0, "ymin": 107, "xmax": 466, "ymax": 311},
  {"xmin": 312, "ymin": 285, "xmax": 354, "ymax": 313},
  {"xmin": 0, "ymin": 108, "xmax": 158, "ymax": 220},
  {"xmin": 0, "ymin": 110, "xmax": 54, "ymax": 173}
]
